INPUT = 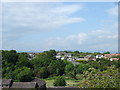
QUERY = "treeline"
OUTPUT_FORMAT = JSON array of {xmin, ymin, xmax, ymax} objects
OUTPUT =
[
  {"xmin": 2, "ymin": 50, "xmax": 66, "ymax": 81},
  {"xmin": 2, "ymin": 50, "xmax": 120, "ymax": 88},
  {"xmin": 57, "ymin": 50, "xmax": 111, "ymax": 57}
]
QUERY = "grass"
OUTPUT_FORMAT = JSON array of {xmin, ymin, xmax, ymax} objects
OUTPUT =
[
  {"xmin": 44, "ymin": 79, "xmax": 80, "ymax": 87},
  {"xmin": 43, "ymin": 75, "xmax": 82, "ymax": 87}
]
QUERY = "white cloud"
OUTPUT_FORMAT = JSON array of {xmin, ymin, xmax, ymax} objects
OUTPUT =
[
  {"xmin": 51, "ymin": 4, "xmax": 83, "ymax": 15},
  {"xmin": 3, "ymin": 3, "xmax": 85, "ymax": 30},
  {"xmin": 107, "ymin": 34, "xmax": 118, "ymax": 39},
  {"xmin": 2, "ymin": 2, "xmax": 85, "ymax": 43},
  {"xmin": 107, "ymin": 6, "xmax": 118, "ymax": 16},
  {"xmin": 2, "ymin": 3, "xmax": 118, "ymax": 52},
  {"xmin": 44, "ymin": 33, "xmax": 88, "ymax": 50},
  {"xmin": 91, "ymin": 29, "xmax": 109, "ymax": 34},
  {"xmin": 41, "ymin": 28, "xmax": 118, "ymax": 52}
]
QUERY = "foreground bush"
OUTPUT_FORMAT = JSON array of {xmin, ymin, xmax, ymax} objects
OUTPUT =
[
  {"xmin": 77, "ymin": 65, "xmax": 120, "ymax": 88},
  {"xmin": 53, "ymin": 76, "xmax": 66, "ymax": 86}
]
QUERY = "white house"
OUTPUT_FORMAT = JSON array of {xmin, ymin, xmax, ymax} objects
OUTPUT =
[{"xmin": 96, "ymin": 55, "xmax": 103, "ymax": 59}]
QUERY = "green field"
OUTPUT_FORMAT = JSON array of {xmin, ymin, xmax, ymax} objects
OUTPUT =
[{"xmin": 44, "ymin": 79, "xmax": 80, "ymax": 87}]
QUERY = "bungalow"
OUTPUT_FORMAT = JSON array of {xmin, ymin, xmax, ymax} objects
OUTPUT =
[
  {"xmin": 32, "ymin": 78, "xmax": 46, "ymax": 89},
  {"xmin": 96, "ymin": 55, "xmax": 103, "ymax": 59},
  {"xmin": 84, "ymin": 55, "xmax": 96, "ymax": 61},
  {"xmin": 2, "ymin": 79, "xmax": 46, "ymax": 89},
  {"xmin": 11, "ymin": 82, "xmax": 38, "ymax": 89},
  {"xmin": 2, "ymin": 79, "xmax": 12, "ymax": 88}
]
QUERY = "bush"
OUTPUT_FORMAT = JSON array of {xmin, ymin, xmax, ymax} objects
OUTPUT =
[
  {"xmin": 77, "ymin": 65, "xmax": 120, "ymax": 88},
  {"xmin": 53, "ymin": 76, "xmax": 66, "ymax": 86},
  {"xmin": 75, "ymin": 60, "xmax": 86, "ymax": 63},
  {"xmin": 13, "ymin": 67, "xmax": 34, "ymax": 82}
]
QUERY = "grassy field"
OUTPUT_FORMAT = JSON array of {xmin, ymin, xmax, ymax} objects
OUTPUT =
[
  {"xmin": 44, "ymin": 79, "xmax": 80, "ymax": 87},
  {"xmin": 42, "ymin": 75, "xmax": 82, "ymax": 87}
]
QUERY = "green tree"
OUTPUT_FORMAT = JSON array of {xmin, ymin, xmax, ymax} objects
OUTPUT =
[
  {"xmin": 53, "ymin": 76, "xmax": 66, "ymax": 86},
  {"xmin": 48, "ymin": 60, "xmax": 65, "ymax": 76},
  {"xmin": 30, "ymin": 53, "xmax": 52, "ymax": 69},
  {"xmin": 44, "ymin": 49, "xmax": 56, "ymax": 59},
  {"xmin": 2, "ymin": 50, "xmax": 18, "ymax": 65},
  {"xmin": 78, "ymin": 65, "xmax": 120, "ymax": 88},
  {"xmin": 76, "ymin": 63, "xmax": 90, "ymax": 74},
  {"xmin": 35, "ymin": 67, "xmax": 49, "ymax": 78},
  {"xmin": 15, "ymin": 53, "xmax": 33, "ymax": 69},
  {"xmin": 13, "ymin": 67, "xmax": 34, "ymax": 82},
  {"xmin": 103, "ymin": 51, "xmax": 110, "ymax": 54},
  {"xmin": 65, "ymin": 63, "xmax": 77, "ymax": 79},
  {"xmin": 74, "ymin": 51, "xmax": 79, "ymax": 54},
  {"xmin": 65, "ymin": 63, "xmax": 74, "ymax": 73},
  {"xmin": 2, "ymin": 50, "xmax": 18, "ymax": 78}
]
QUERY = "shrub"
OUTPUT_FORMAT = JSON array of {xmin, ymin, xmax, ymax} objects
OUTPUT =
[{"xmin": 53, "ymin": 76, "xmax": 66, "ymax": 86}]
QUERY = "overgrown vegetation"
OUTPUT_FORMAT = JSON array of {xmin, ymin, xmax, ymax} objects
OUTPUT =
[
  {"xmin": 53, "ymin": 76, "xmax": 66, "ymax": 86},
  {"xmin": 2, "ymin": 50, "xmax": 120, "ymax": 88}
]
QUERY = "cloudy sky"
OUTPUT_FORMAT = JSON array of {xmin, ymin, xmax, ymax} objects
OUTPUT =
[{"xmin": 2, "ymin": 2, "xmax": 118, "ymax": 52}]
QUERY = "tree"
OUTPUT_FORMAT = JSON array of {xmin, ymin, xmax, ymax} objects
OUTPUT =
[
  {"xmin": 103, "ymin": 51, "xmax": 110, "ymax": 54},
  {"xmin": 2, "ymin": 50, "xmax": 18, "ymax": 65},
  {"xmin": 65, "ymin": 63, "xmax": 74, "ymax": 73},
  {"xmin": 35, "ymin": 67, "xmax": 49, "ymax": 78},
  {"xmin": 53, "ymin": 76, "xmax": 66, "ymax": 86},
  {"xmin": 2, "ymin": 50, "xmax": 18, "ymax": 78},
  {"xmin": 74, "ymin": 51, "xmax": 79, "ymax": 54},
  {"xmin": 31, "ymin": 53, "xmax": 51, "ymax": 69},
  {"xmin": 48, "ymin": 60, "xmax": 65, "ymax": 76},
  {"xmin": 93, "ymin": 52, "xmax": 101, "ymax": 55},
  {"xmin": 13, "ymin": 67, "xmax": 34, "ymax": 82},
  {"xmin": 31, "ymin": 51, "xmax": 57, "ymax": 69},
  {"xmin": 76, "ymin": 63, "xmax": 90, "ymax": 74},
  {"xmin": 78, "ymin": 65, "xmax": 120, "ymax": 88},
  {"xmin": 44, "ymin": 49, "xmax": 56, "ymax": 58},
  {"xmin": 65, "ymin": 63, "xmax": 77, "ymax": 79},
  {"xmin": 15, "ymin": 53, "xmax": 33, "ymax": 69}
]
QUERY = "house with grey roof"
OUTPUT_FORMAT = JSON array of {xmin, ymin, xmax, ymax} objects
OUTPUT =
[
  {"xmin": 84, "ymin": 55, "xmax": 96, "ymax": 61},
  {"xmin": 2, "ymin": 78, "xmax": 46, "ymax": 89},
  {"xmin": 32, "ymin": 78, "xmax": 46, "ymax": 89},
  {"xmin": 2, "ymin": 79, "xmax": 13, "ymax": 88},
  {"xmin": 11, "ymin": 82, "xmax": 38, "ymax": 89}
]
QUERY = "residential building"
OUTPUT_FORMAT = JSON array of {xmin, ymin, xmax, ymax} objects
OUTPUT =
[
  {"xmin": 2, "ymin": 79, "xmax": 46, "ymax": 89},
  {"xmin": 96, "ymin": 55, "xmax": 104, "ymax": 59},
  {"xmin": 2, "ymin": 79, "xmax": 12, "ymax": 88},
  {"xmin": 110, "ymin": 58, "xmax": 119, "ymax": 61},
  {"xmin": 104, "ymin": 54, "xmax": 120, "ymax": 59},
  {"xmin": 84, "ymin": 55, "xmax": 96, "ymax": 61},
  {"xmin": 11, "ymin": 82, "xmax": 38, "ymax": 89},
  {"xmin": 32, "ymin": 78, "xmax": 46, "ymax": 89}
]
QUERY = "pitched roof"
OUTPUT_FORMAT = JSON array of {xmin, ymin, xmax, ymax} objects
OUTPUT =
[
  {"xmin": 11, "ymin": 82, "xmax": 38, "ymax": 88},
  {"xmin": 2, "ymin": 79, "xmax": 12, "ymax": 85},
  {"xmin": 32, "ymin": 78, "xmax": 46, "ymax": 87}
]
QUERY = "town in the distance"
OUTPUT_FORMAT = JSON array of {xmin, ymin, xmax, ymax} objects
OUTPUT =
[{"xmin": 1, "ymin": 49, "xmax": 120, "ymax": 89}]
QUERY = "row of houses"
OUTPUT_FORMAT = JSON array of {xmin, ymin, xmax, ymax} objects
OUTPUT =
[
  {"xmin": 104, "ymin": 54, "xmax": 120, "ymax": 61},
  {"xmin": 27, "ymin": 52, "xmax": 120, "ymax": 62},
  {"xmin": 1, "ymin": 78, "xmax": 46, "ymax": 89},
  {"xmin": 55, "ymin": 52, "xmax": 120, "ymax": 61}
]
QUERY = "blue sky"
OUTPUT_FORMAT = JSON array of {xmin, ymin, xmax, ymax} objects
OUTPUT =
[{"xmin": 2, "ymin": 2, "xmax": 118, "ymax": 52}]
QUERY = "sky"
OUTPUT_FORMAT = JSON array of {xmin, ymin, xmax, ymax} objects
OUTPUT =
[{"xmin": 2, "ymin": 2, "xmax": 118, "ymax": 53}]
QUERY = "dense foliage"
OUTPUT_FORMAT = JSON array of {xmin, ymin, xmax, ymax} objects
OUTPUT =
[
  {"xmin": 77, "ymin": 66, "xmax": 120, "ymax": 88},
  {"xmin": 53, "ymin": 76, "xmax": 66, "ymax": 86},
  {"xmin": 2, "ymin": 50, "xmax": 120, "ymax": 88}
]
